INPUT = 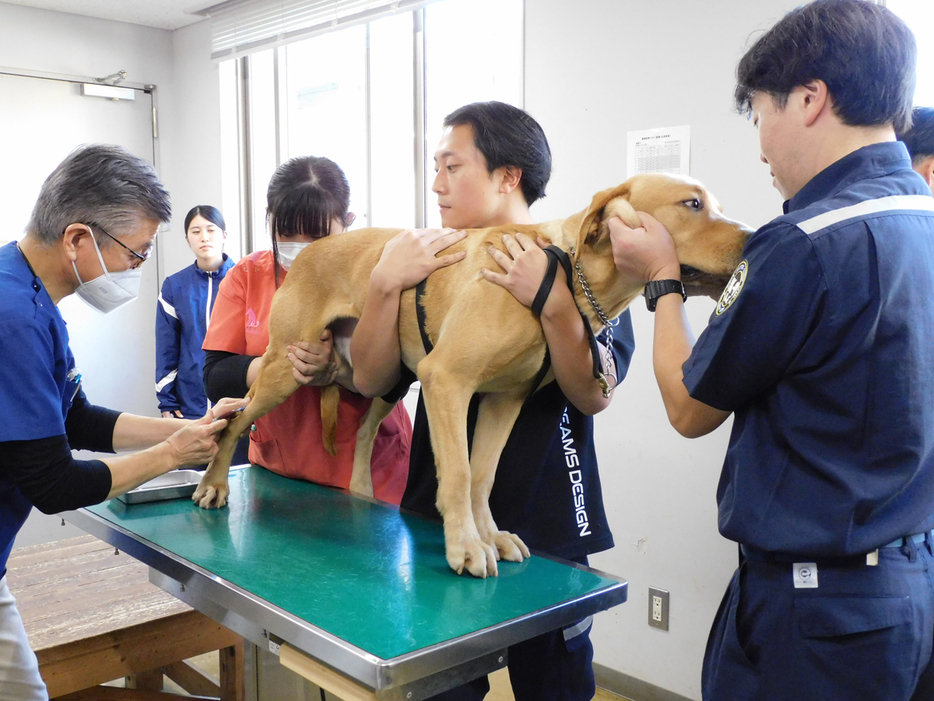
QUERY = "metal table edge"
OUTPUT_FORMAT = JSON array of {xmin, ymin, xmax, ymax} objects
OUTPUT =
[
  {"xmin": 65, "ymin": 507, "xmax": 628, "ymax": 695},
  {"xmin": 64, "ymin": 507, "xmax": 384, "ymax": 690},
  {"xmin": 370, "ymin": 574, "xmax": 628, "ymax": 689}
]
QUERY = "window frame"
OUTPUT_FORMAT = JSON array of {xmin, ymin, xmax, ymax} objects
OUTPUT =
[{"xmin": 221, "ymin": 1, "xmax": 525, "ymax": 255}]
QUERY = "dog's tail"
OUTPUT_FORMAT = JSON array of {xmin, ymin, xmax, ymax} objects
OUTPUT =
[{"xmin": 321, "ymin": 384, "xmax": 340, "ymax": 456}]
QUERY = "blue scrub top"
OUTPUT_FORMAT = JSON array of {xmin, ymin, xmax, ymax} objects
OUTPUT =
[
  {"xmin": 683, "ymin": 142, "xmax": 934, "ymax": 558},
  {"xmin": 0, "ymin": 242, "xmax": 79, "ymax": 571}
]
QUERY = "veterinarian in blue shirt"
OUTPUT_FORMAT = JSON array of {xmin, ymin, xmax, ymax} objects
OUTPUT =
[
  {"xmin": 611, "ymin": 2, "xmax": 934, "ymax": 700},
  {"xmin": 0, "ymin": 145, "xmax": 245, "ymax": 700}
]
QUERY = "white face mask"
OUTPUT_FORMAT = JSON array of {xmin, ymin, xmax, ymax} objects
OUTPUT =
[
  {"xmin": 72, "ymin": 233, "xmax": 142, "ymax": 313},
  {"xmin": 276, "ymin": 241, "xmax": 311, "ymax": 271}
]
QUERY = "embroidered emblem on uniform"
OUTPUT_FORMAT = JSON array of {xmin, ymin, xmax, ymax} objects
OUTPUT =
[
  {"xmin": 716, "ymin": 259, "xmax": 748, "ymax": 316},
  {"xmin": 793, "ymin": 562, "xmax": 818, "ymax": 589}
]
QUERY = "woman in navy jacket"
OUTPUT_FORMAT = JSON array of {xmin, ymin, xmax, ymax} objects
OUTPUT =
[{"xmin": 156, "ymin": 205, "xmax": 234, "ymax": 418}]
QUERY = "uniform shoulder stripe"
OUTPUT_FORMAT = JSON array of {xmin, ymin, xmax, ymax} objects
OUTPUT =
[
  {"xmin": 158, "ymin": 293, "xmax": 178, "ymax": 319},
  {"xmin": 797, "ymin": 195, "xmax": 934, "ymax": 236}
]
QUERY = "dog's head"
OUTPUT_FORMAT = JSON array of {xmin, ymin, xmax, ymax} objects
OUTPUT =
[{"xmin": 565, "ymin": 173, "xmax": 752, "ymax": 320}]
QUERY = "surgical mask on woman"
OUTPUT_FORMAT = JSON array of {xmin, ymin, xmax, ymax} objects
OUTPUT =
[
  {"xmin": 72, "ymin": 233, "xmax": 142, "ymax": 313},
  {"xmin": 276, "ymin": 241, "xmax": 311, "ymax": 270}
]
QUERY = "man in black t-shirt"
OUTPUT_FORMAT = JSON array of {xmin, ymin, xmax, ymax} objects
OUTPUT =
[{"xmin": 351, "ymin": 101, "xmax": 634, "ymax": 701}]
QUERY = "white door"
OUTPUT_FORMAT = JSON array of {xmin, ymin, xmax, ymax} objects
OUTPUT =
[{"xmin": 0, "ymin": 71, "xmax": 160, "ymax": 546}]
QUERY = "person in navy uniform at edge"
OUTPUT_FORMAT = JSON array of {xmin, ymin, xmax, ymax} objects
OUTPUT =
[
  {"xmin": 0, "ymin": 145, "xmax": 247, "ymax": 701},
  {"xmin": 156, "ymin": 205, "xmax": 234, "ymax": 419},
  {"xmin": 898, "ymin": 106, "xmax": 934, "ymax": 195},
  {"xmin": 350, "ymin": 101, "xmax": 635, "ymax": 701},
  {"xmin": 610, "ymin": 2, "xmax": 934, "ymax": 699},
  {"xmin": 156, "ymin": 205, "xmax": 248, "ymax": 467}
]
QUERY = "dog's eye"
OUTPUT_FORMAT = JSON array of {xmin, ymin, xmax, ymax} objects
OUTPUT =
[{"xmin": 683, "ymin": 198, "xmax": 703, "ymax": 211}]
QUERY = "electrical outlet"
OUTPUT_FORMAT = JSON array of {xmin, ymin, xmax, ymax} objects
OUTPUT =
[{"xmin": 648, "ymin": 587, "xmax": 669, "ymax": 631}]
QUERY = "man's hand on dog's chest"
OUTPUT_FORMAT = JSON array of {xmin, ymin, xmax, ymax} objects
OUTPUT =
[
  {"xmin": 481, "ymin": 232, "xmax": 557, "ymax": 308},
  {"xmin": 373, "ymin": 228, "xmax": 467, "ymax": 293}
]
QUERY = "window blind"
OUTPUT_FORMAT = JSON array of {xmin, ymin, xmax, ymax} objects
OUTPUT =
[{"xmin": 199, "ymin": 0, "xmax": 437, "ymax": 60}]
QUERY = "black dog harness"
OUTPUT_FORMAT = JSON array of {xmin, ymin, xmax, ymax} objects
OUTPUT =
[
  {"xmin": 414, "ymin": 244, "xmax": 618, "ymax": 400},
  {"xmin": 534, "ymin": 246, "xmax": 617, "ymax": 398}
]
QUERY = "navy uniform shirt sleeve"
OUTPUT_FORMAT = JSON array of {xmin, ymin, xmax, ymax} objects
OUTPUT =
[
  {"xmin": 682, "ymin": 223, "xmax": 828, "ymax": 411},
  {"xmin": 0, "ymin": 318, "xmax": 68, "ymax": 441}
]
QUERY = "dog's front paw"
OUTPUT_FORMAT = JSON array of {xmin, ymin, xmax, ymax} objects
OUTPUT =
[
  {"xmin": 192, "ymin": 481, "xmax": 229, "ymax": 509},
  {"xmin": 446, "ymin": 536, "xmax": 499, "ymax": 578},
  {"xmin": 489, "ymin": 531, "xmax": 531, "ymax": 563}
]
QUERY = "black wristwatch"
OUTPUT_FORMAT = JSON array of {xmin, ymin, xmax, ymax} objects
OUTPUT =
[{"xmin": 643, "ymin": 279, "xmax": 687, "ymax": 312}]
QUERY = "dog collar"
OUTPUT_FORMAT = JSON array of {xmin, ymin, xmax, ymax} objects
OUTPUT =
[{"xmin": 643, "ymin": 279, "xmax": 686, "ymax": 312}]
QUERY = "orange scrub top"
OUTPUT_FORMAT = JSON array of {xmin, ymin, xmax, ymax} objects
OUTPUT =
[{"xmin": 203, "ymin": 250, "xmax": 411, "ymax": 504}]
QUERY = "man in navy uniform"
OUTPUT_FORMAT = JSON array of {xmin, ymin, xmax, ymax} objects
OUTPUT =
[{"xmin": 610, "ymin": 1, "xmax": 934, "ymax": 699}]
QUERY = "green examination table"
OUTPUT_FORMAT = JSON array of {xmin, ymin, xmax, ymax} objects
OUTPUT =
[{"xmin": 67, "ymin": 465, "xmax": 627, "ymax": 700}]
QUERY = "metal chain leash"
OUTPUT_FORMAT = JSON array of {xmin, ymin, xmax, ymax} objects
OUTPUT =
[
  {"xmin": 570, "ymin": 248, "xmax": 619, "ymax": 330},
  {"xmin": 570, "ymin": 248, "xmax": 619, "ymax": 397}
]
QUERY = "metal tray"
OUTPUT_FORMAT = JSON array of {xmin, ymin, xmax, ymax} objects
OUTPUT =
[{"xmin": 116, "ymin": 469, "xmax": 202, "ymax": 504}]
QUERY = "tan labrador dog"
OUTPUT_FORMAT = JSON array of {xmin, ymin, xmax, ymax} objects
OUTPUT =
[{"xmin": 193, "ymin": 173, "xmax": 751, "ymax": 577}]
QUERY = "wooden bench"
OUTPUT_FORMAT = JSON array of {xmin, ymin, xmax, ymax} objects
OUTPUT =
[{"xmin": 6, "ymin": 535, "xmax": 245, "ymax": 700}]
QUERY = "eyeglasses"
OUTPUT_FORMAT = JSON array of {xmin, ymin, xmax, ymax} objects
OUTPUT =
[{"xmin": 86, "ymin": 222, "xmax": 150, "ymax": 268}]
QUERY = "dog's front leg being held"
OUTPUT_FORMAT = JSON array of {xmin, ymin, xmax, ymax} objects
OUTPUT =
[
  {"xmin": 470, "ymin": 391, "xmax": 531, "ymax": 563},
  {"xmin": 194, "ymin": 349, "xmax": 302, "ymax": 508},
  {"xmin": 419, "ymin": 355, "xmax": 498, "ymax": 578}
]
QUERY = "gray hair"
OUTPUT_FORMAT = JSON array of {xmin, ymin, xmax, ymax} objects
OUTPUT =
[{"xmin": 27, "ymin": 144, "xmax": 171, "ymax": 246}]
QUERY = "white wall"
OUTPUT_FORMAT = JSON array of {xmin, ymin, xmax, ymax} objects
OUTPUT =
[
  {"xmin": 0, "ymin": 3, "xmax": 171, "ymax": 82},
  {"xmin": 158, "ymin": 18, "xmax": 233, "ymax": 279},
  {"xmin": 524, "ymin": 1, "xmax": 799, "ymax": 698},
  {"xmin": 0, "ymin": 1, "xmax": 223, "ymax": 288}
]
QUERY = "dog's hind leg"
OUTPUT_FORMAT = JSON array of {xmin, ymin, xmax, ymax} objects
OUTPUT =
[
  {"xmin": 193, "ymin": 350, "xmax": 302, "ymax": 509},
  {"xmin": 419, "ymin": 356, "xmax": 497, "ymax": 578},
  {"xmin": 349, "ymin": 397, "xmax": 395, "ymax": 497},
  {"xmin": 470, "ymin": 390, "xmax": 532, "ymax": 563}
]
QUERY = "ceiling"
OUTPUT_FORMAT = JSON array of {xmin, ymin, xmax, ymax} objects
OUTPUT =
[{"xmin": 2, "ymin": 0, "xmax": 217, "ymax": 30}]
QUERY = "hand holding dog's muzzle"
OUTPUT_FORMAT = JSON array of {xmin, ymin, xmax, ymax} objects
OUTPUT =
[{"xmin": 608, "ymin": 213, "xmax": 681, "ymax": 284}]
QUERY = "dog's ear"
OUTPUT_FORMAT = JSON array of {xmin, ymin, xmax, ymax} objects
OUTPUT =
[{"xmin": 579, "ymin": 182, "xmax": 639, "ymax": 246}]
